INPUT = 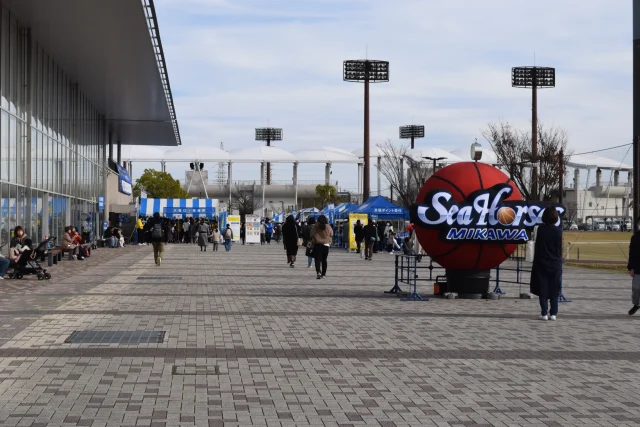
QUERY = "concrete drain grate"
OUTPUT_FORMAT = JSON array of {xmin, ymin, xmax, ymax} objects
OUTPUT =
[
  {"xmin": 65, "ymin": 330, "xmax": 166, "ymax": 344},
  {"xmin": 136, "ymin": 276, "xmax": 182, "ymax": 280},
  {"xmin": 172, "ymin": 365, "xmax": 220, "ymax": 376}
]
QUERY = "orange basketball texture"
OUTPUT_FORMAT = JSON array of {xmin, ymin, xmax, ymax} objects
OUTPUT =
[
  {"xmin": 496, "ymin": 207, "xmax": 516, "ymax": 225},
  {"xmin": 415, "ymin": 162, "xmax": 523, "ymax": 270}
]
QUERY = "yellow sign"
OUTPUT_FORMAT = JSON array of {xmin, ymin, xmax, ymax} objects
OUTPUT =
[
  {"xmin": 228, "ymin": 215, "xmax": 241, "ymax": 242},
  {"xmin": 348, "ymin": 213, "xmax": 368, "ymax": 250}
]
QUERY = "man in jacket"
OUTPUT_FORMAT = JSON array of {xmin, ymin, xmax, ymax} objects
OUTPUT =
[
  {"xmin": 627, "ymin": 221, "xmax": 640, "ymax": 315},
  {"xmin": 223, "ymin": 225, "xmax": 234, "ymax": 251},
  {"xmin": 136, "ymin": 216, "xmax": 145, "ymax": 245},
  {"xmin": 144, "ymin": 212, "xmax": 168, "ymax": 266},
  {"xmin": 363, "ymin": 220, "xmax": 377, "ymax": 261},
  {"xmin": 353, "ymin": 220, "xmax": 364, "ymax": 254}
]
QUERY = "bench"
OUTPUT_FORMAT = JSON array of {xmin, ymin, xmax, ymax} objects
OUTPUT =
[{"xmin": 47, "ymin": 248, "xmax": 62, "ymax": 266}]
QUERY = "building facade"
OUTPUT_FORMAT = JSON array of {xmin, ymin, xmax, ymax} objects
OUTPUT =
[{"xmin": 0, "ymin": 0, "xmax": 179, "ymax": 250}]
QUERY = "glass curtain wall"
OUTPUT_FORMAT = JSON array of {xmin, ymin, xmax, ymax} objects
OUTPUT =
[{"xmin": 0, "ymin": 5, "xmax": 106, "ymax": 252}]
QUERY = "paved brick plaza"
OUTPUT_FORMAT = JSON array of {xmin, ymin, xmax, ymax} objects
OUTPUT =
[{"xmin": 0, "ymin": 243, "xmax": 638, "ymax": 427}]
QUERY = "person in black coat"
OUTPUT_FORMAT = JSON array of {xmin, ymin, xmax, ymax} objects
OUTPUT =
[
  {"xmin": 627, "ymin": 220, "xmax": 640, "ymax": 315},
  {"xmin": 353, "ymin": 220, "xmax": 364, "ymax": 254},
  {"xmin": 530, "ymin": 207, "xmax": 563, "ymax": 321},
  {"xmin": 363, "ymin": 220, "xmax": 377, "ymax": 261},
  {"xmin": 282, "ymin": 215, "xmax": 300, "ymax": 267}
]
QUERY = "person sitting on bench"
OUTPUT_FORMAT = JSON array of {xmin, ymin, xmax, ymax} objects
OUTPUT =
[{"xmin": 63, "ymin": 227, "xmax": 83, "ymax": 260}]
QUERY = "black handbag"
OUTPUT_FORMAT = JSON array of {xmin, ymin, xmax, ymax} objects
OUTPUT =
[{"xmin": 305, "ymin": 241, "xmax": 314, "ymax": 257}]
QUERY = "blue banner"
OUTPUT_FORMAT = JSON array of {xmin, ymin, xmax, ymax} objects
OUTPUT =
[{"xmin": 116, "ymin": 164, "xmax": 132, "ymax": 196}]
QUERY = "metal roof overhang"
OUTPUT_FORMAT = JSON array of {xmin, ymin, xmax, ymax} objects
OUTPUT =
[{"xmin": 3, "ymin": 0, "xmax": 180, "ymax": 146}]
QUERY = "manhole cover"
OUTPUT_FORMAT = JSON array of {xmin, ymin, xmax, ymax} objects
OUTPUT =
[
  {"xmin": 136, "ymin": 276, "xmax": 182, "ymax": 280},
  {"xmin": 65, "ymin": 330, "xmax": 166, "ymax": 344}
]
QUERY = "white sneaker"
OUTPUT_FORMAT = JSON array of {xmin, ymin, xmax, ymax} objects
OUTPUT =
[
  {"xmin": 157, "ymin": 257, "xmax": 161, "ymax": 266},
  {"xmin": 139, "ymin": 243, "xmax": 145, "ymax": 246},
  {"xmin": 549, "ymin": 315, "xmax": 557, "ymax": 321},
  {"xmin": 538, "ymin": 315, "xmax": 548, "ymax": 321},
  {"xmin": 0, "ymin": 276, "xmax": 4, "ymax": 280}
]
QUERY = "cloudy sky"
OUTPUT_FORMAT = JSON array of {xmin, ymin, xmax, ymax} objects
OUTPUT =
[{"xmin": 126, "ymin": 0, "xmax": 633, "ymax": 194}]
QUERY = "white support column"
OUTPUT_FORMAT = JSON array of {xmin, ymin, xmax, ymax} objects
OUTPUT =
[
  {"xmin": 325, "ymin": 162, "xmax": 332, "ymax": 185},
  {"xmin": 161, "ymin": 161, "xmax": 166, "ymax": 173},
  {"xmin": 377, "ymin": 156, "xmax": 381, "ymax": 196},
  {"xmin": 261, "ymin": 162, "xmax": 266, "ymax": 217},
  {"xmin": 293, "ymin": 162, "xmax": 298, "ymax": 210},
  {"xmin": 614, "ymin": 170, "xmax": 620, "ymax": 186},
  {"xmin": 228, "ymin": 162, "xmax": 233, "ymax": 207}
]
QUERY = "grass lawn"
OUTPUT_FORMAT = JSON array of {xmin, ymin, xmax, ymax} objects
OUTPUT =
[
  {"xmin": 563, "ymin": 231, "xmax": 632, "ymax": 243},
  {"xmin": 562, "ymin": 231, "xmax": 632, "ymax": 263}
]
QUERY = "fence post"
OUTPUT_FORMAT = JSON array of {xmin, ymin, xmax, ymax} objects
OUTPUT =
[{"xmin": 385, "ymin": 254, "xmax": 404, "ymax": 294}]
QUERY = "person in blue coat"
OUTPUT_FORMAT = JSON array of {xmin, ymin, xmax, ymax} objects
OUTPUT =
[
  {"xmin": 529, "ymin": 207, "xmax": 563, "ymax": 321},
  {"xmin": 265, "ymin": 219, "xmax": 274, "ymax": 245}
]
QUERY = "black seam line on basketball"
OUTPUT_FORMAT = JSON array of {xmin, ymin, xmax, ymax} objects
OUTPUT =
[
  {"xmin": 499, "ymin": 243, "xmax": 511, "ymax": 259},
  {"xmin": 430, "ymin": 241, "xmax": 464, "ymax": 259},
  {"xmin": 472, "ymin": 242, "xmax": 483, "ymax": 270},
  {"xmin": 431, "ymin": 176, "xmax": 466, "ymax": 199},
  {"xmin": 473, "ymin": 162, "xmax": 484, "ymax": 189}
]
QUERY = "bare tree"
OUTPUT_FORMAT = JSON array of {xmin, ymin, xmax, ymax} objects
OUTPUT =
[
  {"xmin": 232, "ymin": 186, "xmax": 263, "ymax": 218},
  {"xmin": 564, "ymin": 202, "xmax": 578, "ymax": 223},
  {"xmin": 482, "ymin": 121, "xmax": 571, "ymax": 201},
  {"xmin": 378, "ymin": 140, "xmax": 432, "ymax": 209}
]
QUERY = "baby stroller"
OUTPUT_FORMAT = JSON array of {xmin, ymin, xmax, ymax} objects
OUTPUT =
[{"xmin": 7, "ymin": 239, "xmax": 53, "ymax": 281}]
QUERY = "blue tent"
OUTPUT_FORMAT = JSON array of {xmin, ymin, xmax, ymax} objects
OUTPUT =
[
  {"xmin": 335, "ymin": 202, "xmax": 359, "ymax": 220},
  {"xmin": 354, "ymin": 196, "xmax": 408, "ymax": 220}
]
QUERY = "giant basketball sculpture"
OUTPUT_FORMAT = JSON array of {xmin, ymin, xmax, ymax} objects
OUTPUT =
[{"xmin": 411, "ymin": 161, "xmax": 565, "ymax": 296}]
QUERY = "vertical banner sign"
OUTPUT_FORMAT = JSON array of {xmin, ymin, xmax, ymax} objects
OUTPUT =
[
  {"xmin": 98, "ymin": 196, "xmax": 104, "ymax": 211},
  {"xmin": 115, "ymin": 164, "xmax": 132, "ymax": 196},
  {"xmin": 245, "ymin": 215, "xmax": 261, "ymax": 244},
  {"xmin": 348, "ymin": 213, "xmax": 369, "ymax": 250},
  {"xmin": 228, "ymin": 215, "xmax": 241, "ymax": 242}
]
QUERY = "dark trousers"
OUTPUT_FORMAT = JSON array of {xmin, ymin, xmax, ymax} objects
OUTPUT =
[
  {"xmin": 260, "ymin": 234, "xmax": 265, "ymax": 245},
  {"xmin": 365, "ymin": 242, "xmax": 374, "ymax": 259},
  {"xmin": 266, "ymin": 233, "xmax": 272, "ymax": 244},
  {"xmin": 138, "ymin": 230, "xmax": 144, "ymax": 244},
  {"xmin": 539, "ymin": 295, "xmax": 558, "ymax": 316},
  {"xmin": 356, "ymin": 240, "xmax": 362, "ymax": 253},
  {"xmin": 313, "ymin": 244, "xmax": 329, "ymax": 275}
]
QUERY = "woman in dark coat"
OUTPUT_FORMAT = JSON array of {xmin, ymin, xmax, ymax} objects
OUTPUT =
[
  {"xmin": 282, "ymin": 215, "xmax": 300, "ymax": 267},
  {"xmin": 530, "ymin": 207, "xmax": 563, "ymax": 321}
]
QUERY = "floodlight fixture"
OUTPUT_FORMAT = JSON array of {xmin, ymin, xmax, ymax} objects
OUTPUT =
[
  {"xmin": 255, "ymin": 127, "xmax": 283, "ymax": 185},
  {"xmin": 423, "ymin": 156, "xmax": 447, "ymax": 173},
  {"xmin": 255, "ymin": 128, "xmax": 283, "ymax": 143},
  {"xmin": 511, "ymin": 65, "xmax": 556, "ymax": 200},
  {"xmin": 399, "ymin": 125, "xmax": 425, "ymax": 149},
  {"xmin": 343, "ymin": 59, "xmax": 390, "ymax": 200}
]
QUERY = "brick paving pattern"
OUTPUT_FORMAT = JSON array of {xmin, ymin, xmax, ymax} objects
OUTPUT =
[{"xmin": 0, "ymin": 242, "xmax": 639, "ymax": 426}]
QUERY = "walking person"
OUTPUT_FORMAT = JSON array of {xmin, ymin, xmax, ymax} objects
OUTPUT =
[
  {"xmin": 136, "ymin": 216, "xmax": 145, "ymax": 245},
  {"xmin": 198, "ymin": 219, "xmax": 211, "ymax": 251},
  {"xmin": 266, "ymin": 219, "xmax": 273, "ymax": 245},
  {"xmin": 353, "ymin": 220, "xmax": 364, "ymax": 254},
  {"xmin": 282, "ymin": 215, "xmax": 300, "ymax": 268},
  {"xmin": 145, "ymin": 212, "xmax": 168, "ymax": 266},
  {"xmin": 223, "ymin": 224, "xmax": 233, "ymax": 251},
  {"xmin": 240, "ymin": 222, "xmax": 246, "ymax": 245},
  {"xmin": 302, "ymin": 218, "xmax": 316, "ymax": 268},
  {"xmin": 190, "ymin": 218, "xmax": 198, "ymax": 244},
  {"xmin": 260, "ymin": 221, "xmax": 266, "ymax": 245},
  {"xmin": 627, "ymin": 218, "xmax": 640, "ymax": 315},
  {"xmin": 183, "ymin": 220, "xmax": 190, "ymax": 244},
  {"xmin": 212, "ymin": 226, "xmax": 221, "ymax": 251},
  {"xmin": 311, "ymin": 215, "xmax": 333, "ymax": 280},
  {"xmin": 363, "ymin": 220, "xmax": 377, "ymax": 261},
  {"xmin": 530, "ymin": 207, "xmax": 563, "ymax": 321}
]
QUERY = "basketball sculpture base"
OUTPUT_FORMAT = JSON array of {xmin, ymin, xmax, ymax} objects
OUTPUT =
[{"xmin": 445, "ymin": 269, "xmax": 490, "ymax": 297}]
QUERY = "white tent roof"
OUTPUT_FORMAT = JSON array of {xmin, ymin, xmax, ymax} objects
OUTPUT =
[
  {"xmin": 293, "ymin": 147, "xmax": 360, "ymax": 163},
  {"xmin": 409, "ymin": 148, "xmax": 464, "ymax": 163},
  {"xmin": 164, "ymin": 146, "xmax": 230, "ymax": 162},
  {"xmin": 352, "ymin": 146, "xmax": 387, "ymax": 158},
  {"xmin": 567, "ymin": 153, "xmax": 632, "ymax": 171},
  {"xmin": 230, "ymin": 146, "xmax": 296, "ymax": 163},
  {"xmin": 450, "ymin": 148, "xmax": 499, "ymax": 165}
]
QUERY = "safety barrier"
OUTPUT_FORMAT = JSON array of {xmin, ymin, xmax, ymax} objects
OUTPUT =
[{"xmin": 389, "ymin": 254, "xmax": 570, "ymax": 302}]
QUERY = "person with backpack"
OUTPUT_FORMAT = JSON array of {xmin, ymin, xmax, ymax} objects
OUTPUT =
[
  {"xmin": 302, "ymin": 218, "xmax": 316, "ymax": 268},
  {"xmin": 364, "ymin": 220, "xmax": 377, "ymax": 261},
  {"xmin": 144, "ymin": 212, "xmax": 168, "ymax": 266},
  {"xmin": 223, "ymin": 225, "xmax": 234, "ymax": 251},
  {"xmin": 197, "ymin": 219, "xmax": 211, "ymax": 251}
]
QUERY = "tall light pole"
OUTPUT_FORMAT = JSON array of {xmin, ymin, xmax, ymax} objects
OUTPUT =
[
  {"xmin": 255, "ymin": 127, "xmax": 283, "ymax": 185},
  {"xmin": 512, "ymin": 66, "xmax": 555, "ymax": 200},
  {"xmin": 634, "ymin": 0, "xmax": 640, "ymax": 230},
  {"xmin": 399, "ymin": 125, "xmax": 425, "ymax": 149},
  {"xmin": 423, "ymin": 156, "xmax": 446, "ymax": 174},
  {"xmin": 344, "ymin": 59, "xmax": 389, "ymax": 201}
]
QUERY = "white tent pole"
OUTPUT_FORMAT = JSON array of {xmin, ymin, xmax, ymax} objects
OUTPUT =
[
  {"xmin": 262, "ymin": 162, "xmax": 266, "ymax": 217},
  {"xmin": 377, "ymin": 156, "xmax": 381, "ymax": 196}
]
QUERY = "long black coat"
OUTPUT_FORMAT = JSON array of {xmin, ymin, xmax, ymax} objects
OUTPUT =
[
  {"xmin": 530, "ymin": 224, "xmax": 563, "ymax": 298},
  {"xmin": 627, "ymin": 231, "xmax": 640, "ymax": 272},
  {"xmin": 282, "ymin": 222, "xmax": 300, "ymax": 256}
]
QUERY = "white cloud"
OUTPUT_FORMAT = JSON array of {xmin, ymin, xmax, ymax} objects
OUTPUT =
[{"xmin": 142, "ymin": 0, "xmax": 633, "ymax": 192}]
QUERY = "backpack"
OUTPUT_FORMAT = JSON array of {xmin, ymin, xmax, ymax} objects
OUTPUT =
[
  {"xmin": 224, "ymin": 229, "xmax": 232, "ymax": 239},
  {"xmin": 151, "ymin": 223, "xmax": 164, "ymax": 239},
  {"xmin": 199, "ymin": 224, "xmax": 208, "ymax": 233}
]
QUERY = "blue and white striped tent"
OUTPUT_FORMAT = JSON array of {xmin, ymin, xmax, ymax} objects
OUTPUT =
[{"xmin": 138, "ymin": 198, "xmax": 219, "ymax": 218}]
